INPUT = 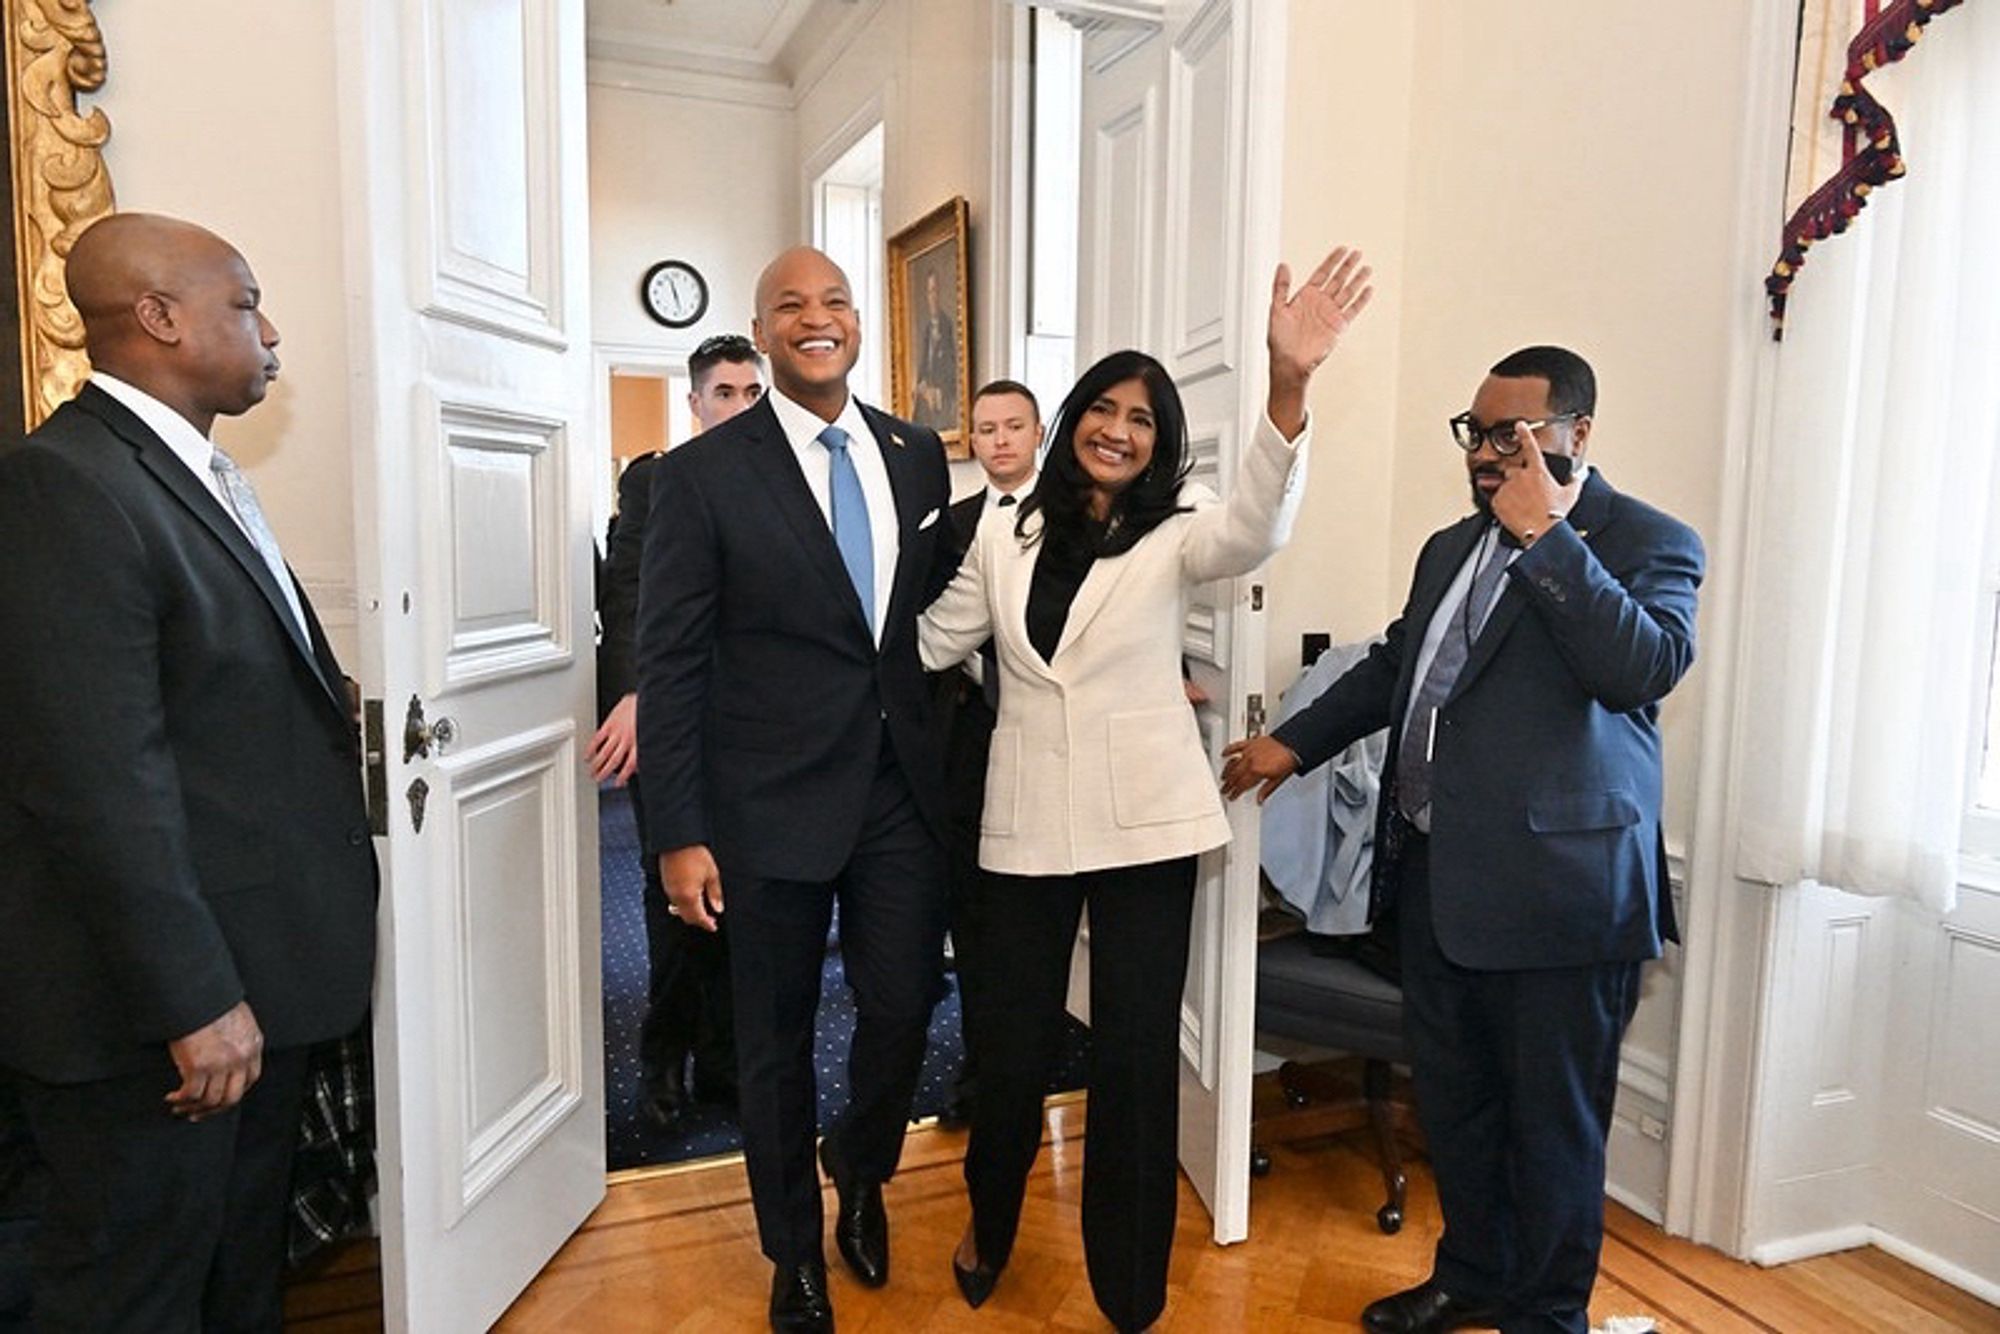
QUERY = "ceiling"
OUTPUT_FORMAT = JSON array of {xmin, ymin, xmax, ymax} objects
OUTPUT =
[{"xmin": 585, "ymin": 0, "xmax": 822, "ymax": 76}]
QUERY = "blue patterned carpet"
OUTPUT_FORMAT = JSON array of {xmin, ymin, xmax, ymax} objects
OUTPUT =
[{"xmin": 599, "ymin": 785, "xmax": 1089, "ymax": 1171}]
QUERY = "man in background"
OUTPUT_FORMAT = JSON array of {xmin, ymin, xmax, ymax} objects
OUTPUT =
[
  {"xmin": 934, "ymin": 379, "xmax": 1041, "ymax": 1129},
  {"xmin": 593, "ymin": 333, "xmax": 765, "ymax": 1127},
  {"xmin": 0, "ymin": 213, "xmax": 377, "ymax": 1332},
  {"xmin": 1222, "ymin": 346, "xmax": 1703, "ymax": 1334}
]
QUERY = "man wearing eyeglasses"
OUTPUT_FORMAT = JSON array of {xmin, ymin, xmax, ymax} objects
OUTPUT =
[
  {"xmin": 595, "ymin": 333, "xmax": 764, "ymax": 1128},
  {"xmin": 1221, "ymin": 346, "xmax": 1703, "ymax": 1334}
]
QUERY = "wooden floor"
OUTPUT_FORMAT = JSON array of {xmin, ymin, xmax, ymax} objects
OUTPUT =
[{"xmin": 286, "ymin": 1083, "xmax": 2000, "ymax": 1332}]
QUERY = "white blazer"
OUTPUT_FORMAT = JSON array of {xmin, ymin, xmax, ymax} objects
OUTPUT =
[{"xmin": 919, "ymin": 411, "xmax": 1311, "ymax": 876}]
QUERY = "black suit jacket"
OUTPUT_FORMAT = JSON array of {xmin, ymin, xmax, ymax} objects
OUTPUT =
[
  {"xmin": 1272, "ymin": 470, "xmax": 1704, "ymax": 971},
  {"xmin": 597, "ymin": 450, "xmax": 660, "ymax": 708},
  {"xmin": 929, "ymin": 491, "xmax": 999, "ymax": 851},
  {"xmin": 0, "ymin": 385, "xmax": 379, "ymax": 1083},
  {"xmin": 635, "ymin": 396, "xmax": 957, "ymax": 882}
]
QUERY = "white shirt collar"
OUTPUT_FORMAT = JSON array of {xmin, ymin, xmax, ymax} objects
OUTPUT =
[
  {"xmin": 765, "ymin": 383, "xmax": 873, "ymax": 458},
  {"xmin": 92, "ymin": 372, "xmax": 215, "ymax": 478},
  {"xmin": 984, "ymin": 472, "xmax": 1036, "ymax": 506}
]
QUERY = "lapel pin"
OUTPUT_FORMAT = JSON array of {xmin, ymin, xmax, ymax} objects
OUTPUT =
[{"xmin": 890, "ymin": 432, "xmax": 905, "ymax": 448}]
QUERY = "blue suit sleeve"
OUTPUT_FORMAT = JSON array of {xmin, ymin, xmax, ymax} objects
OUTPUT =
[{"xmin": 1504, "ymin": 515, "xmax": 1705, "ymax": 714}]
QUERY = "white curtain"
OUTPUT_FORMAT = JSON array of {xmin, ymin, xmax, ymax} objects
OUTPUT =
[{"xmin": 1734, "ymin": 3, "xmax": 2000, "ymax": 914}]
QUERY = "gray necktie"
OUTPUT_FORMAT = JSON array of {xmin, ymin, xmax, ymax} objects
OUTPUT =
[
  {"xmin": 1395, "ymin": 530, "xmax": 1511, "ymax": 831},
  {"xmin": 210, "ymin": 447, "xmax": 309, "ymax": 642}
]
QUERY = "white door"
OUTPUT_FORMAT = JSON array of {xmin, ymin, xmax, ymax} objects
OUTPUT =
[
  {"xmin": 1073, "ymin": 0, "xmax": 1288, "ymax": 1245},
  {"xmin": 339, "ymin": 2, "xmax": 604, "ymax": 1329}
]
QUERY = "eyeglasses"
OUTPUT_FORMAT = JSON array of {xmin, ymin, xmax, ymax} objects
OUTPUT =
[{"xmin": 1447, "ymin": 412, "xmax": 1580, "ymax": 455}]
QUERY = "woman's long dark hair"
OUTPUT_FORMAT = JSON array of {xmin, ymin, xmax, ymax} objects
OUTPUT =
[{"xmin": 1016, "ymin": 349, "xmax": 1192, "ymax": 557}]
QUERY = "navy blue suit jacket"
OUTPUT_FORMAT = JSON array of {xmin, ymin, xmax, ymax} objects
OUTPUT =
[
  {"xmin": 635, "ymin": 395, "xmax": 957, "ymax": 883},
  {"xmin": 1271, "ymin": 470, "xmax": 1703, "ymax": 970}
]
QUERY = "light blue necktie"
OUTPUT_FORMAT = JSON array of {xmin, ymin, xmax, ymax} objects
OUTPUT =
[
  {"xmin": 820, "ymin": 425, "xmax": 874, "ymax": 630},
  {"xmin": 1395, "ymin": 528, "xmax": 1511, "ymax": 831}
]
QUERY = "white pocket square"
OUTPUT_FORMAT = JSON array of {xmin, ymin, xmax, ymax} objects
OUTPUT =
[{"xmin": 918, "ymin": 508, "xmax": 941, "ymax": 530}]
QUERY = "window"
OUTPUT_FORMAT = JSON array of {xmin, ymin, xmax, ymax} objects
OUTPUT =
[
  {"xmin": 1024, "ymin": 8, "xmax": 1083, "ymax": 414},
  {"xmin": 811, "ymin": 124, "xmax": 884, "ymax": 404}
]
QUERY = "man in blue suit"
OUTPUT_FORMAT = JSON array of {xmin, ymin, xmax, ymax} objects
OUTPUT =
[
  {"xmin": 1223, "ymin": 346, "xmax": 1703, "ymax": 1333},
  {"xmin": 636, "ymin": 246, "xmax": 958, "ymax": 1333}
]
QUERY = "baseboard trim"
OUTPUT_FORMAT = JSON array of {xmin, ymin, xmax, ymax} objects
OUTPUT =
[
  {"xmin": 1868, "ymin": 1227, "xmax": 2000, "ymax": 1308},
  {"xmin": 1605, "ymin": 1179, "xmax": 1664, "ymax": 1225},
  {"xmin": 1749, "ymin": 1224, "xmax": 1870, "ymax": 1266}
]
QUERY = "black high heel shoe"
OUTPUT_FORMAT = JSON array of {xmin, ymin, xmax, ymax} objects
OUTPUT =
[{"xmin": 951, "ymin": 1253, "xmax": 1001, "ymax": 1309}]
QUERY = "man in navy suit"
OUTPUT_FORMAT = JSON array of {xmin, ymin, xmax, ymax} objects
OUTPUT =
[
  {"xmin": 1223, "ymin": 346, "xmax": 1703, "ymax": 1334},
  {"xmin": 636, "ymin": 247, "xmax": 957, "ymax": 1333},
  {"xmin": 0, "ymin": 214, "xmax": 377, "ymax": 1331}
]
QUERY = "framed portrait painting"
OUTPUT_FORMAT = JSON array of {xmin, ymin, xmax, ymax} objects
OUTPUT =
[{"xmin": 886, "ymin": 196, "xmax": 971, "ymax": 457}]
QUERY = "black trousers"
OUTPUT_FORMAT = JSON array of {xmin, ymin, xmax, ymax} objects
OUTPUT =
[
  {"xmin": 11, "ymin": 1045, "xmax": 310, "ymax": 1334},
  {"xmin": 725, "ymin": 754, "xmax": 947, "ymax": 1268},
  {"xmin": 1396, "ymin": 836, "xmax": 1642, "ymax": 1334},
  {"xmin": 630, "ymin": 782, "xmax": 734, "ymax": 1093},
  {"xmin": 963, "ymin": 856, "xmax": 1197, "ymax": 1334},
  {"xmin": 939, "ymin": 679, "xmax": 996, "ymax": 1110}
]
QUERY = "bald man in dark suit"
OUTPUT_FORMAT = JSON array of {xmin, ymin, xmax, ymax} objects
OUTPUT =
[{"xmin": 0, "ymin": 214, "xmax": 377, "ymax": 1332}]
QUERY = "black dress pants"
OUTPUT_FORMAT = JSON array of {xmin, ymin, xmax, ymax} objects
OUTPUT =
[
  {"xmin": 12, "ymin": 1045, "xmax": 310, "ymax": 1334},
  {"xmin": 630, "ymin": 782, "xmax": 734, "ymax": 1095},
  {"xmin": 963, "ymin": 855, "xmax": 1197, "ymax": 1334},
  {"xmin": 939, "ymin": 679, "xmax": 997, "ymax": 1111},
  {"xmin": 1396, "ymin": 835, "xmax": 1642, "ymax": 1334},
  {"xmin": 725, "ymin": 754, "xmax": 947, "ymax": 1268}
]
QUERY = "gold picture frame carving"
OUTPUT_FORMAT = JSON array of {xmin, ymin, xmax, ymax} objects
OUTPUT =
[
  {"xmin": 886, "ymin": 196, "xmax": 971, "ymax": 459},
  {"xmin": 5, "ymin": 0, "xmax": 114, "ymax": 432}
]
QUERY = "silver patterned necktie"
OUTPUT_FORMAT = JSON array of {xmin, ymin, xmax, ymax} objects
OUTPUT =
[{"xmin": 209, "ymin": 446, "xmax": 309, "ymax": 643}]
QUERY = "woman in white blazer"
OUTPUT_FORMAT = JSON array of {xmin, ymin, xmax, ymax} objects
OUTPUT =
[{"xmin": 920, "ymin": 246, "xmax": 1373, "ymax": 1331}]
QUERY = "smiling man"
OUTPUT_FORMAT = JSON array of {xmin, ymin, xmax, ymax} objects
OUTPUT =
[{"xmin": 634, "ymin": 246, "xmax": 959, "ymax": 1333}]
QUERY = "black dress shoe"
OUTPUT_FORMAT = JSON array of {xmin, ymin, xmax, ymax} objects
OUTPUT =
[
  {"xmin": 639, "ymin": 1062, "xmax": 690, "ymax": 1130},
  {"xmin": 817, "ymin": 1138, "xmax": 889, "ymax": 1288},
  {"xmin": 1361, "ymin": 1279, "xmax": 1504, "ymax": 1333},
  {"xmin": 768, "ymin": 1261, "xmax": 835, "ymax": 1333},
  {"xmin": 951, "ymin": 1254, "xmax": 1001, "ymax": 1309}
]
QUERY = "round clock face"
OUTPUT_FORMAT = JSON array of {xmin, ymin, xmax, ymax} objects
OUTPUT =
[{"xmin": 641, "ymin": 260, "xmax": 709, "ymax": 328}]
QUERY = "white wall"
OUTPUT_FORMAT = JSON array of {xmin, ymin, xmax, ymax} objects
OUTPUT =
[
  {"xmin": 793, "ymin": 0, "xmax": 995, "ymax": 496},
  {"xmin": 93, "ymin": 0, "xmax": 359, "ymax": 659},
  {"xmin": 586, "ymin": 78, "xmax": 797, "ymax": 350}
]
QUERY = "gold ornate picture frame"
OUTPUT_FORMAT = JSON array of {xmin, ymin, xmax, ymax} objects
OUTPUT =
[
  {"xmin": 4, "ymin": 0, "xmax": 113, "ymax": 433},
  {"xmin": 886, "ymin": 196, "xmax": 971, "ymax": 459}
]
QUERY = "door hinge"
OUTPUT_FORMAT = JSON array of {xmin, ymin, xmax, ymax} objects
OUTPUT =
[
  {"xmin": 362, "ymin": 698, "xmax": 389, "ymax": 836},
  {"xmin": 1245, "ymin": 692, "xmax": 1267, "ymax": 736},
  {"xmin": 1250, "ymin": 583, "xmax": 1264, "ymax": 612}
]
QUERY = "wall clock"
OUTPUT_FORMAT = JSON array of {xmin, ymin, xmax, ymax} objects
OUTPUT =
[{"xmin": 641, "ymin": 259, "xmax": 708, "ymax": 329}]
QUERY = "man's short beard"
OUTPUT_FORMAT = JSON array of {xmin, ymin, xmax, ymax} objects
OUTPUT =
[{"xmin": 1468, "ymin": 467, "xmax": 1503, "ymax": 515}]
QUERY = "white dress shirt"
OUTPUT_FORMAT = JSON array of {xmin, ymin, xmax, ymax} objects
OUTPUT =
[
  {"xmin": 961, "ymin": 475, "xmax": 1033, "ymax": 687},
  {"xmin": 765, "ymin": 385, "xmax": 899, "ymax": 643},
  {"xmin": 91, "ymin": 373, "xmax": 310, "ymax": 644}
]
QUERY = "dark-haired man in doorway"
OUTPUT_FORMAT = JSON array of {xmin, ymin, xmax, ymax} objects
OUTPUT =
[
  {"xmin": 595, "ymin": 333, "xmax": 765, "ymax": 1128},
  {"xmin": 1222, "ymin": 346, "xmax": 1704, "ymax": 1334}
]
